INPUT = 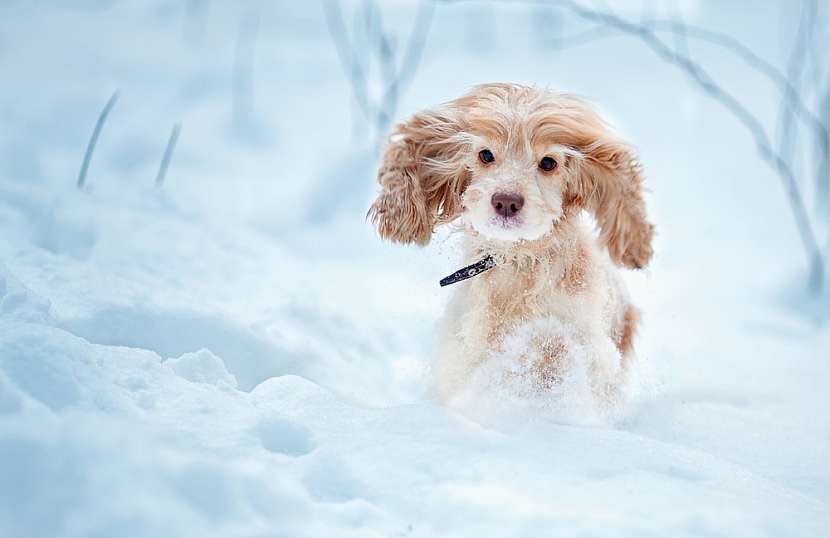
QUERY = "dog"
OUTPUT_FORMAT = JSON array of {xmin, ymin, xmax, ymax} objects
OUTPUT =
[{"xmin": 369, "ymin": 83, "xmax": 653, "ymax": 406}]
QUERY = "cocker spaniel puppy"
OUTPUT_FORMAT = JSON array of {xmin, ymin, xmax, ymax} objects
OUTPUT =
[{"xmin": 369, "ymin": 83, "xmax": 653, "ymax": 408}]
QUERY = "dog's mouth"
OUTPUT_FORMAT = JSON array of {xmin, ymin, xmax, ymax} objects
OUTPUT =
[
  {"xmin": 489, "ymin": 215, "xmax": 523, "ymax": 229},
  {"xmin": 470, "ymin": 212, "xmax": 555, "ymax": 243}
]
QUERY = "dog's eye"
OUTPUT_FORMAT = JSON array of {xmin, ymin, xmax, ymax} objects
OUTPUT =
[
  {"xmin": 538, "ymin": 156, "xmax": 557, "ymax": 172},
  {"xmin": 479, "ymin": 149, "xmax": 495, "ymax": 164}
]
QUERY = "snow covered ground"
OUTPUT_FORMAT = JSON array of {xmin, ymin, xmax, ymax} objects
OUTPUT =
[{"xmin": 1, "ymin": 1, "xmax": 829, "ymax": 536}]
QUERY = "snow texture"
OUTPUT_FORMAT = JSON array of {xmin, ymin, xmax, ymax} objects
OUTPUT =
[{"xmin": 0, "ymin": 1, "xmax": 829, "ymax": 537}]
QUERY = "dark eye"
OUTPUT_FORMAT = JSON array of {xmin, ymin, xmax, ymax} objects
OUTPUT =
[
  {"xmin": 539, "ymin": 156, "xmax": 557, "ymax": 172},
  {"xmin": 479, "ymin": 149, "xmax": 495, "ymax": 164}
]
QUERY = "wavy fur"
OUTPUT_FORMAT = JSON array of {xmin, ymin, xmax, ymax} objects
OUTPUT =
[{"xmin": 369, "ymin": 83, "xmax": 654, "ymax": 405}]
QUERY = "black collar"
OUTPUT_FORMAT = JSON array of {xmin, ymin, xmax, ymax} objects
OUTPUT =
[{"xmin": 439, "ymin": 256, "xmax": 496, "ymax": 287}]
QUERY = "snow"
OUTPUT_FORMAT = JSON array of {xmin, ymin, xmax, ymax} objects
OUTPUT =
[
  {"xmin": 1, "ymin": 1, "xmax": 829, "ymax": 536},
  {"xmin": 165, "ymin": 349, "xmax": 239, "ymax": 388}
]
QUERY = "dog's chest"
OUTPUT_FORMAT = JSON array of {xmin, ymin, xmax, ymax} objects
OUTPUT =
[{"xmin": 465, "ymin": 262, "xmax": 587, "ymax": 342}]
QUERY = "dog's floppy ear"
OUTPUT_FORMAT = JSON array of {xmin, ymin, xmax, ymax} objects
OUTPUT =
[
  {"xmin": 562, "ymin": 103, "xmax": 654, "ymax": 269},
  {"xmin": 368, "ymin": 105, "xmax": 469, "ymax": 245}
]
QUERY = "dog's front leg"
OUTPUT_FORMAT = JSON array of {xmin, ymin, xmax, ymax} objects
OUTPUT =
[{"xmin": 431, "ymin": 286, "xmax": 493, "ymax": 401}]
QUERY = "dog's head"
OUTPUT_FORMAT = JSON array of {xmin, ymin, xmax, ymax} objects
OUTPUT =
[{"xmin": 368, "ymin": 83, "xmax": 653, "ymax": 269}]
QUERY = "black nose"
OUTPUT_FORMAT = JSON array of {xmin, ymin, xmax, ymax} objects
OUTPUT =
[{"xmin": 491, "ymin": 192, "xmax": 524, "ymax": 217}]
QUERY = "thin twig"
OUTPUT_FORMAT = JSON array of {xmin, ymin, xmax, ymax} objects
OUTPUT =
[
  {"xmin": 817, "ymin": 70, "xmax": 830, "ymax": 219},
  {"xmin": 77, "ymin": 91, "xmax": 119, "ymax": 190},
  {"xmin": 776, "ymin": 0, "xmax": 816, "ymax": 175},
  {"xmin": 374, "ymin": 0, "xmax": 435, "ymax": 141},
  {"xmin": 322, "ymin": 0, "xmax": 372, "ymax": 122},
  {"xmin": 371, "ymin": 1, "xmax": 398, "ymax": 133},
  {"xmin": 375, "ymin": 40, "xmax": 397, "ymax": 134},
  {"xmin": 155, "ymin": 123, "xmax": 182, "ymax": 188}
]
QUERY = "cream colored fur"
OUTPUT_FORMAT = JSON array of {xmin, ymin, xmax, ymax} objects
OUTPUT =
[{"xmin": 368, "ymin": 83, "xmax": 653, "ymax": 404}]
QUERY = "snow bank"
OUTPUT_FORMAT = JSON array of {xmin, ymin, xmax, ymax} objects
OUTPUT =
[
  {"xmin": 2, "ymin": 294, "xmax": 829, "ymax": 537},
  {"xmin": 165, "ymin": 349, "xmax": 238, "ymax": 388}
]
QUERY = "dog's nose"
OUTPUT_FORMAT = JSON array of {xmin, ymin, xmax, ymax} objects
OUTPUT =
[{"xmin": 491, "ymin": 192, "xmax": 524, "ymax": 217}]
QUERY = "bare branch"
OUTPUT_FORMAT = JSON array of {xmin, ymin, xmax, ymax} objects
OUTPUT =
[
  {"xmin": 77, "ymin": 91, "xmax": 119, "ymax": 190},
  {"xmin": 776, "ymin": 0, "xmax": 817, "ymax": 174},
  {"xmin": 377, "ymin": 0, "xmax": 435, "ymax": 135},
  {"xmin": 375, "ymin": 33, "xmax": 397, "ymax": 134},
  {"xmin": 817, "ymin": 70, "xmax": 830, "ymax": 224},
  {"xmin": 321, "ymin": 0, "xmax": 372, "ymax": 122},
  {"xmin": 155, "ymin": 123, "xmax": 182, "ymax": 188}
]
